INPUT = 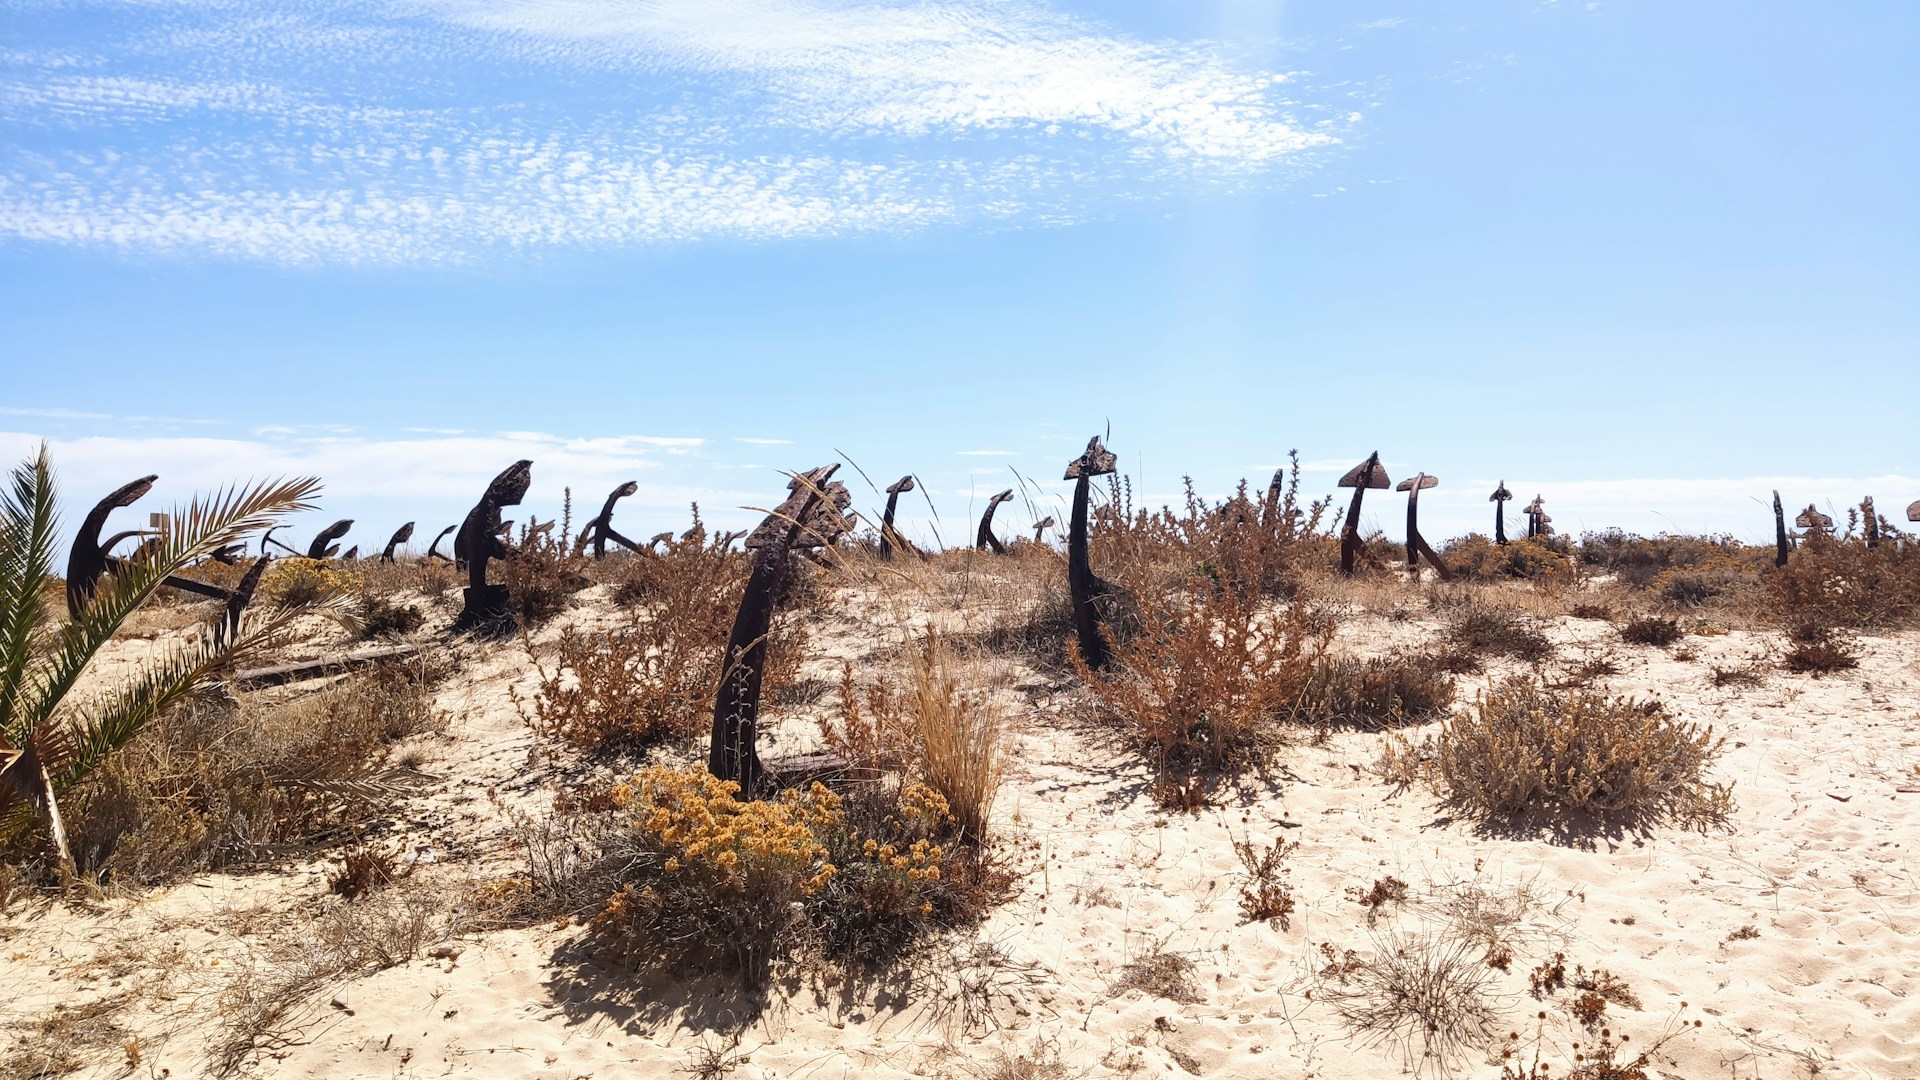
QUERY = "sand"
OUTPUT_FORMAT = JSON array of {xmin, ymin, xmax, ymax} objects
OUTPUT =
[{"xmin": 4, "ymin": 581, "xmax": 1917, "ymax": 1080}]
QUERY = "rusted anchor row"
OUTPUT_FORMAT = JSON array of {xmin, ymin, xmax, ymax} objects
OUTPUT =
[
  {"xmin": 1065, "ymin": 437, "xmax": 1120, "ymax": 671},
  {"xmin": 975, "ymin": 490, "xmax": 1014, "ymax": 554},
  {"xmin": 65, "ymin": 475, "xmax": 235, "ymax": 617},
  {"xmin": 1396, "ymin": 472, "xmax": 1452, "ymax": 580},
  {"xmin": 574, "ymin": 481, "xmax": 642, "ymax": 559},
  {"xmin": 379, "ymin": 522, "xmax": 415, "ymax": 563},
  {"xmin": 879, "ymin": 475, "xmax": 917, "ymax": 561},
  {"xmin": 1489, "ymin": 481, "xmax": 1513, "ymax": 545},
  {"xmin": 1337, "ymin": 453, "xmax": 1389, "ymax": 577},
  {"xmin": 1525, "ymin": 496, "xmax": 1550, "ymax": 539},
  {"xmin": 710, "ymin": 465, "xmax": 840, "ymax": 796},
  {"xmin": 451, "ymin": 460, "xmax": 533, "ymax": 636}
]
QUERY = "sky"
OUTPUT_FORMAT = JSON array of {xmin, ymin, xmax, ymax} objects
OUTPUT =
[{"xmin": 2, "ymin": 0, "xmax": 1916, "ymax": 553}]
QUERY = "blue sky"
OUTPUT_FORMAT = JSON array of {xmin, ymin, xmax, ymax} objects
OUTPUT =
[{"xmin": 3, "ymin": 0, "xmax": 1915, "ymax": 550}]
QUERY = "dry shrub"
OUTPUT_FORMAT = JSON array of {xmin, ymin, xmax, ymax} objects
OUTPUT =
[
  {"xmin": 588, "ymin": 765, "xmax": 1000, "ymax": 982},
  {"xmin": 1617, "ymin": 616, "xmax": 1681, "ymax": 647},
  {"xmin": 1435, "ymin": 678, "xmax": 1732, "ymax": 829},
  {"xmin": 1781, "ymin": 623, "xmax": 1860, "ymax": 675},
  {"xmin": 824, "ymin": 633, "xmax": 1005, "ymax": 842},
  {"xmin": 327, "ymin": 842, "xmax": 403, "ymax": 899},
  {"xmin": 40, "ymin": 660, "xmax": 444, "ymax": 884},
  {"xmin": 1233, "ymin": 836, "xmax": 1297, "ymax": 925},
  {"xmin": 1294, "ymin": 654, "xmax": 1455, "ymax": 730},
  {"xmin": 1324, "ymin": 932, "xmax": 1500, "ymax": 1072},
  {"xmin": 495, "ymin": 505, "xmax": 590, "ymax": 625},
  {"xmin": 1568, "ymin": 603, "xmax": 1615, "ymax": 621},
  {"xmin": 1765, "ymin": 530, "xmax": 1920, "ymax": 631},
  {"xmin": 1446, "ymin": 603, "xmax": 1554, "ymax": 663},
  {"xmin": 259, "ymin": 557, "xmax": 362, "ymax": 608},
  {"xmin": 359, "ymin": 593, "xmax": 426, "ymax": 638},
  {"xmin": 0, "ymin": 988, "xmax": 138, "ymax": 1080},
  {"xmin": 1075, "ymin": 577, "xmax": 1330, "ymax": 808},
  {"xmin": 518, "ymin": 621, "xmax": 714, "ymax": 751},
  {"xmin": 1444, "ymin": 535, "xmax": 1574, "ymax": 584},
  {"xmin": 1110, "ymin": 950, "xmax": 1201, "ymax": 1003}
]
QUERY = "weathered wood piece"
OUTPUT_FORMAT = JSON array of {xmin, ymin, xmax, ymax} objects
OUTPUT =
[
  {"xmin": 1773, "ymin": 490, "xmax": 1789, "ymax": 567},
  {"xmin": 1490, "ymin": 481, "xmax": 1513, "ymax": 545},
  {"xmin": 451, "ymin": 460, "xmax": 532, "ymax": 636},
  {"xmin": 976, "ymin": 490, "xmax": 1014, "ymax": 554},
  {"xmin": 229, "ymin": 644, "xmax": 422, "ymax": 689},
  {"xmin": 1065, "ymin": 437, "xmax": 1119, "ymax": 671},
  {"xmin": 306, "ymin": 520, "xmax": 353, "ymax": 560},
  {"xmin": 1396, "ymin": 473, "xmax": 1451, "ymax": 580},
  {"xmin": 1337, "ymin": 453, "xmax": 1390, "ymax": 577},
  {"xmin": 711, "ymin": 465, "xmax": 838, "ymax": 796},
  {"xmin": 879, "ymin": 475, "xmax": 916, "ymax": 561},
  {"xmin": 380, "ymin": 522, "xmax": 416, "ymax": 564}
]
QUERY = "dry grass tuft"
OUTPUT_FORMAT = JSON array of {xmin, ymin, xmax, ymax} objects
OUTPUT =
[
  {"xmin": 1781, "ymin": 623, "xmax": 1861, "ymax": 675},
  {"xmin": 1324, "ymin": 932, "xmax": 1500, "ymax": 1073},
  {"xmin": 1618, "ymin": 616, "xmax": 1682, "ymax": 647},
  {"xmin": 1110, "ymin": 950, "xmax": 1201, "ymax": 1003},
  {"xmin": 1434, "ymin": 678, "xmax": 1733, "ymax": 830},
  {"xmin": 1294, "ymin": 654, "xmax": 1456, "ymax": 730}
]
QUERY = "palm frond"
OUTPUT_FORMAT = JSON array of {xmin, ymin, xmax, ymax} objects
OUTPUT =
[
  {"xmin": 16, "ymin": 476, "xmax": 321, "ymax": 740},
  {"xmin": 0, "ymin": 444, "xmax": 58, "ymax": 735}
]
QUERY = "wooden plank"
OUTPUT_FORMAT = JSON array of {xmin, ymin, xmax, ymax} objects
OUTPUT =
[{"xmin": 229, "ymin": 644, "xmax": 423, "ymax": 688}]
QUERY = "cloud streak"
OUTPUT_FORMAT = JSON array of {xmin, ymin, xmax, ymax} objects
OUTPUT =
[{"xmin": 0, "ymin": 0, "xmax": 1345, "ymax": 264}]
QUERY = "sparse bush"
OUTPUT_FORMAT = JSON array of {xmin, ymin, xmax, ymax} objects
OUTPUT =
[
  {"xmin": 42, "ymin": 660, "xmax": 444, "ymax": 884},
  {"xmin": 327, "ymin": 842, "xmax": 403, "ymax": 898},
  {"xmin": 495, "ymin": 506, "xmax": 589, "ymax": 625},
  {"xmin": 1434, "ymin": 678, "xmax": 1732, "ymax": 828},
  {"xmin": 1765, "ymin": 530, "xmax": 1920, "ymax": 631},
  {"xmin": 1325, "ymin": 933, "xmax": 1500, "ymax": 1071},
  {"xmin": 1446, "ymin": 604, "xmax": 1554, "ymax": 663},
  {"xmin": 1233, "ymin": 836, "xmax": 1297, "ymax": 925},
  {"xmin": 1618, "ymin": 616, "xmax": 1682, "ymax": 647},
  {"xmin": 1076, "ymin": 576, "xmax": 1330, "ymax": 809},
  {"xmin": 1781, "ymin": 622, "xmax": 1860, "ymax": 675},
  {"xmin": 1444, "ymin": 535, "xmax": 1573, "ymax": 583},
  {"xmin": 1110, "ymin": 950, "xmax": 1201, "ymax": 1003},
  {"xmin": 1293, "ymin": 654, "xmax": 1455, "ymax": 730},
  {"xmin": 359, "ymin": 594, "xmax": 426, "ymax": 638}
]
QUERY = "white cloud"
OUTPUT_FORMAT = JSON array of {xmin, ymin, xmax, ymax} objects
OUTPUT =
[
  {"xmin": 734, "ymin": 437, "xmax": 793, "ymax": 446},
  {"xmin": 0, "ymin": 0, "xmax": 1346, "ymax": 263}
]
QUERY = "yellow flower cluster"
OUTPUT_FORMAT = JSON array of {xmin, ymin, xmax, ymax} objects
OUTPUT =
[
  {"xmin": 624, "ymin": 766, "xmax": 842, "ymax": 897},
  {"xmin": 259, "ymin": 556, "xmax": 362, "ymax": 607},
  {"xmin": 861, "ymin": 836, "xmax": 943, "ymax": 883}
]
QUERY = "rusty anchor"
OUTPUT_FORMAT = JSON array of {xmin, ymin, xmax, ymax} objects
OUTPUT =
[
  {"xmin": 380, "ymin": 523, "xmax": 416, "ymax": 564},
  {"xmin": 306, "ymin": 520, "xmax": 352, "ymax": 560},
  {"xmin": 1396, "ymin": 473, "xmax": 1452, "ymax": 580},
  {"xmin": 879, "ymin": 475, "xmax": 917, "ymax": 560},
  {"xmin": 1490, "ymin": 481, "xmax": 1513, "ymax": 545},
  {"xmin": 65, "ymin": 476, "xmax": 235, "ymax": 616},
  {"xmin": 425, "ymin": 524, "xmax": 457, "ymax": 562},
  {"xmin": 1337, "ymin": 453, "xmax": 1390, "ymax": 577},
  {"xmin": 710, "ymin": 465, "xmax": 839, "ymax": 796},
  {"xmin": 1065, "ymin": 437, "xmax": 1120, "ymax": 671},
  {"xmin": 451, "ymin": 460, "xmax": 532, "ymax": 636},
  {"xmin": 1031, "ymin": 515, "xmax": 1056, "ymax": 545},
  {"xmin": 976, "ymin": 490, "xmax": 1014, "ymax": 554},
  {"xmin": 575, "ymin": 481, "xmax": 642, "ymax": 558}
]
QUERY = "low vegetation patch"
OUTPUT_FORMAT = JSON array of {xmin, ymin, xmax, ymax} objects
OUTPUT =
[
  {"xmin": 1618, "ymin": 615, "xmax": 1682, "ymax": 647},
  {"xmin": 1446, "ymin": 604, "xmax": 1554, "ymax": 663},
  {"xmin": 1293, "ymin": 654, "xmax": 1456, "ymax": 730},
  {"xmin": 1433, "ymin": 677, "xmax": 1732, "ymax": 829}
]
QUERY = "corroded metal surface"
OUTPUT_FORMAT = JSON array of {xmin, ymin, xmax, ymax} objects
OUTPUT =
[
  {"xmin": 306, "ymin": 520, "xmax": 353, "ymax": 560},
  {"xmin": 710, "ymin": 464, "xmax": 838, "ymax": 796},
  {"xmin": 1064, "ymin": 437, "xmax": 1119, "ymax": 671},
  {"xmin": 381, "ymin": 522, "xmax": 416, "ymax": 564},
  {"xmin": 452, "ymin": 460, "xmax": 533, "ymax": 635},
  {"xmin": 1337, "ymin": 453, "xmax": 1387, "ymax": 577},
  {"xmin": 976, "ymin": 490, "xmax": 1014, "ymax": 554},
  {"xmin": 1490, "ymin": 481, "xmax": 1513, "ymax": 545}
]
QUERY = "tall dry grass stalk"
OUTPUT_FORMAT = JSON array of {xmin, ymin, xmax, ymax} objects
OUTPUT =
[{"xmin": 903, "ymin": 630, "xmax": 1003, "ymax": 843}]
